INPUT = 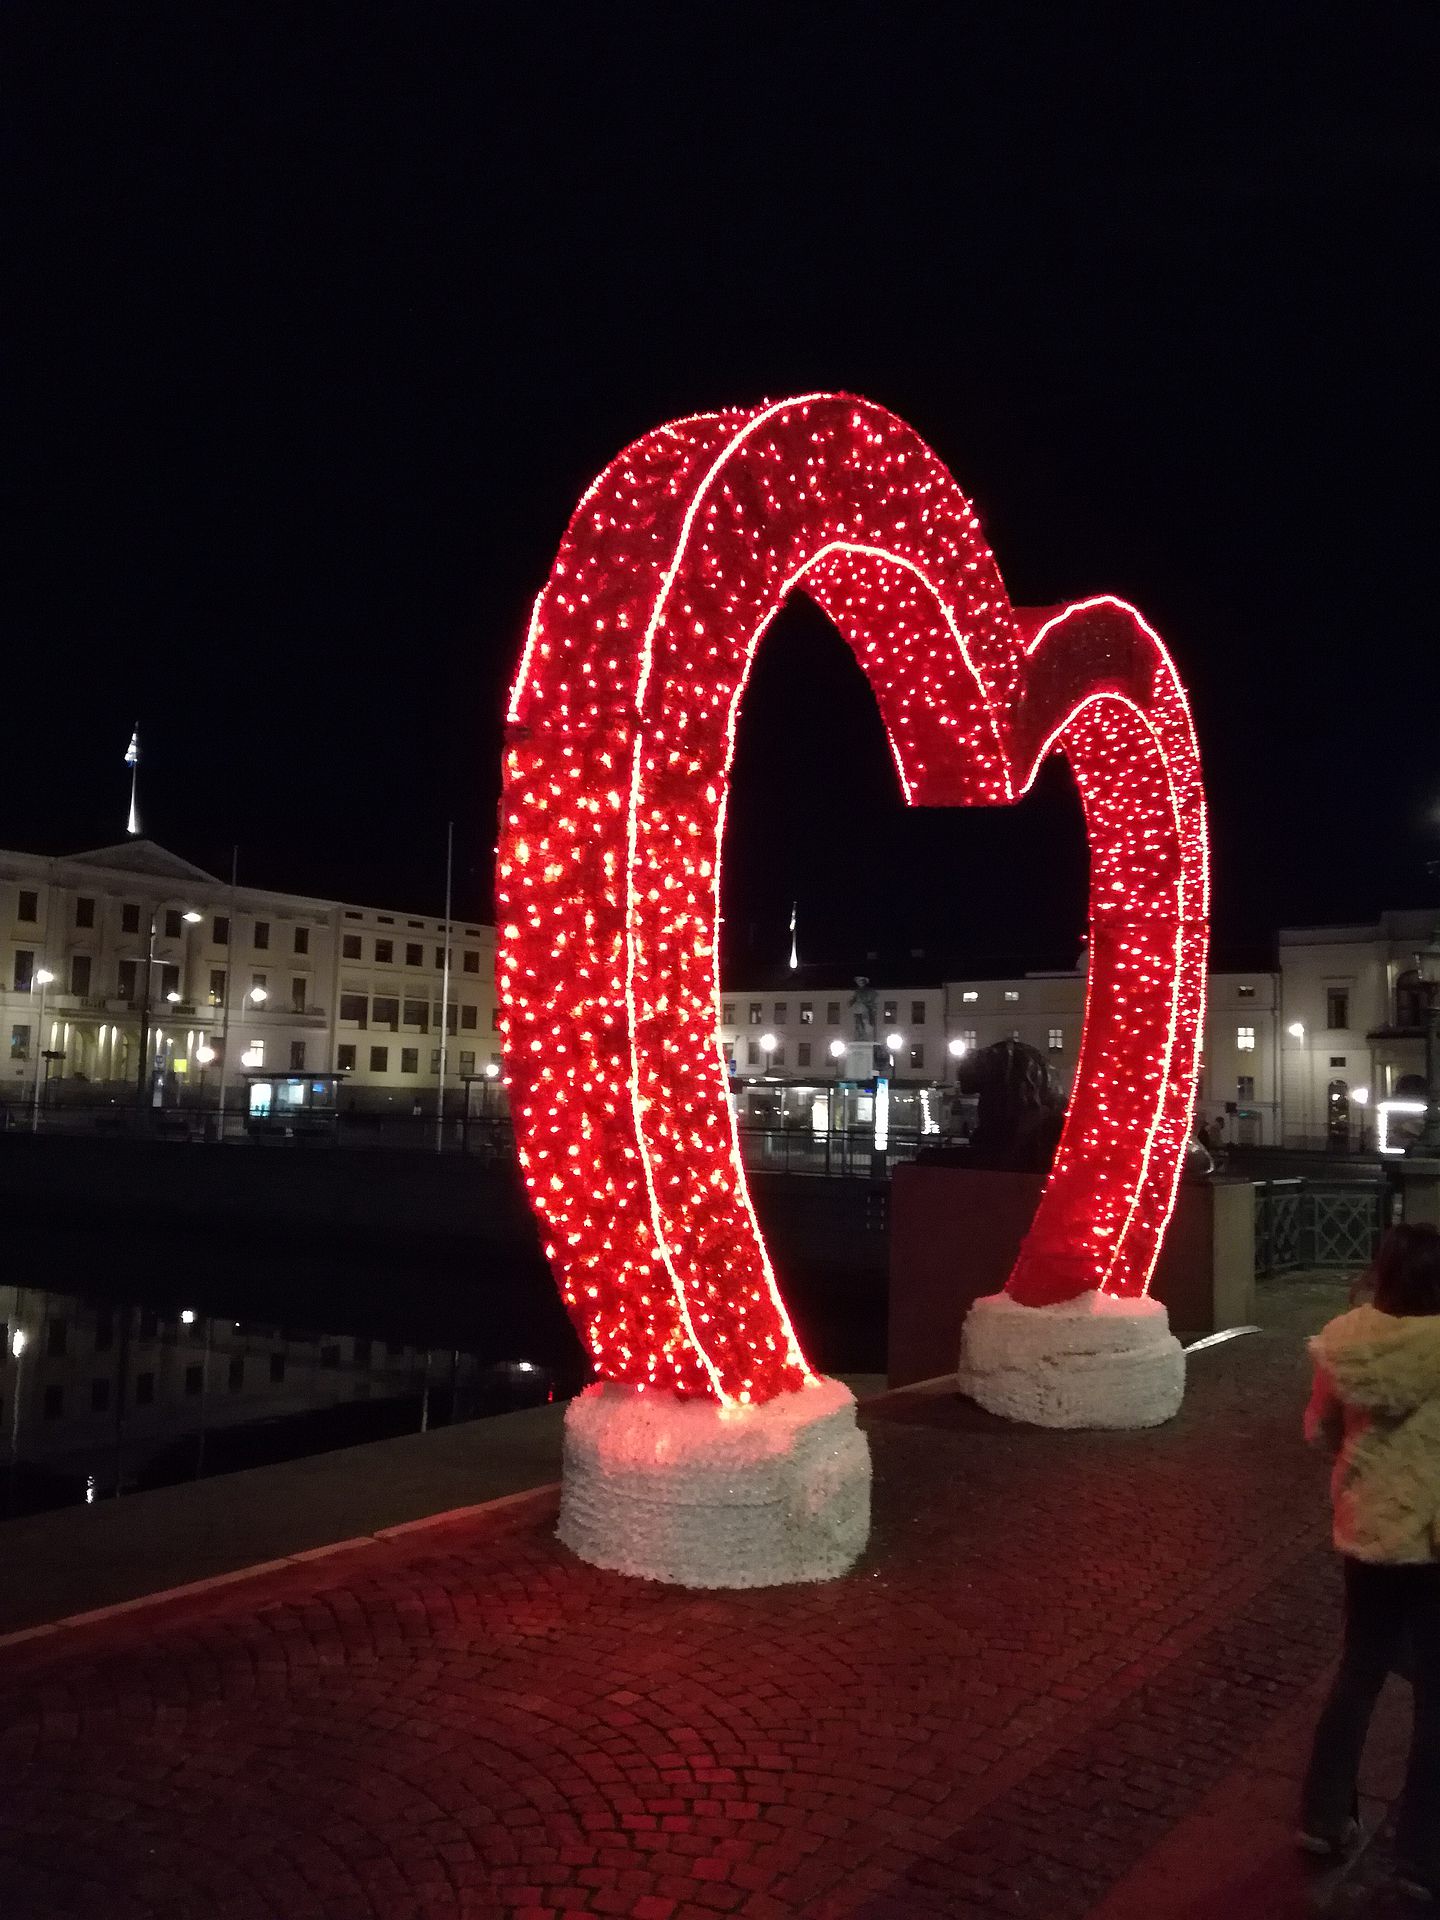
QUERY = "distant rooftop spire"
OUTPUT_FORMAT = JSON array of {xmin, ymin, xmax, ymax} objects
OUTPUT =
[
  {"xmin": 125, "ymin": 725, "xmax": 141, "ymax": 835},
  {"xmin": 788, "ymin": 900, "xmax": 799, "ymax": 971}
]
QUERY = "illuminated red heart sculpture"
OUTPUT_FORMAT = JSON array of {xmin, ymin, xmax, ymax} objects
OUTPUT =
[{"xmin": 499, "ymin": 394, "xmax": 1207, "ymax": 1422}]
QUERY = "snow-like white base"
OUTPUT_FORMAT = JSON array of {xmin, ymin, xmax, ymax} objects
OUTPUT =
[
  {"xmin": 556, "ymin": 1376, "xmax": 871, "ymax": 1588},
  {"xmin": 956, "ymin": 1290, "xmax": 1185, "ymax": 1429}
]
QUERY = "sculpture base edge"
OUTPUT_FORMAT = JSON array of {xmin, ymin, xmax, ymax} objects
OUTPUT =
[
  {"xmin": 557, "ymin": 1376, "xmax": 871, "ymax": 1588},
  {"xmin": 957, "ymin": 1289, "xmax": 1185, "ymax": 1430}
]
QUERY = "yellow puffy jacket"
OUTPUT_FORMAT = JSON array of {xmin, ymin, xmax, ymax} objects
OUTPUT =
[{"xmin": 1306, "ymin": 1305, "xmax": 1440, "ymax": 1565}]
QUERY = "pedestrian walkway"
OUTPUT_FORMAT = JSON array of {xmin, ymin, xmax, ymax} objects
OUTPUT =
[{"xmin": 0, "ymin": 1279, "xmax": 1420, "ymax": 1917}]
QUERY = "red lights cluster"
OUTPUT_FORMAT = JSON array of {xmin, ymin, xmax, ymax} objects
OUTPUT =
[{"xmin": 498, "ymin": 395, "xmax": 1209, "ymax": 1401}]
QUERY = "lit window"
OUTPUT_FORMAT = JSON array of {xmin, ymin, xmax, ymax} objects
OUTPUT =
[
  {"xmin": 1003, "ymin": 990, "xmax": 1020, "ymax": 1003},
  {"xmin": 1237, "ymin": 1026, "xmax": 1256, "ymax": 1052},
  {"xmin": 748, "ymin": 1003, "xmax": 762, "ymax": 1025},
  {"xmin": 961, "ymin": 990, "xmax": 978, "ymax": 1003},
  {"xmin": 1238, "ymin": 984, "xmax": 1255, "ymax": 999},
  {"xmin": 799, "ymin": 1003, "xmax": 813, "ymax": 1024},
  {"xmin": 1048, "ymin": 1028, "xmax": 1064, "ymax": 1051}
]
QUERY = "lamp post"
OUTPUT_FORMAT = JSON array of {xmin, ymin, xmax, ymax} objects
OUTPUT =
[
  {"xmin": 29, "ymin": 968, "xmax": 54, "ymax": 1132},
  {"xmin": 135, "ymin": 906, "xmax": 202, "ymax": 1112},
  {"xmin": 1287, "ymin": 1020, "xmax": 1307, "ymax": 1150},
  {"xmin": 1351, "ymin": 1085, "xmax": 1370, "ymax": 1155}
]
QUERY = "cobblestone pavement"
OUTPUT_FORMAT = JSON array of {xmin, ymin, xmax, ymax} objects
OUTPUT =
[{"xmin": 0, "ymin": 1289, "xmax": 1421, "ymax": 1918}]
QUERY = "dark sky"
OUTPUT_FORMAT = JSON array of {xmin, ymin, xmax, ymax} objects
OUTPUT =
[{"xmin": 9, "ymin": 6, "xmax": 1439, "ymax": 975}]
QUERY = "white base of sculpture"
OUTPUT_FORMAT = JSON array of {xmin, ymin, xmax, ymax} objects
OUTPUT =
[
  {"xmin": 556, "ymin": 1375, "xmax": 871, "ymax": 1588},
  {"xmin": 957, "ymin": 1289, "xmax": 1185, "ymax": 1429}
]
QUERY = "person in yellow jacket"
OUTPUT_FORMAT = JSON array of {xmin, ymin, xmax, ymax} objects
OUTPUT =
[{"xmin": 1298, "ymin": 1222, "xmax": 1440, "ymax": 1899}]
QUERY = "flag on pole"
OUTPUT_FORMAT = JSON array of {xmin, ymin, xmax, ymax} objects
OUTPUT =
[
  {"xmin": 125, "ymin": 725, "xmax": 141, "ymax": 835},
  {"xmin": 788, "ymin": 900, "xmax": 799, "ymax": 971}
]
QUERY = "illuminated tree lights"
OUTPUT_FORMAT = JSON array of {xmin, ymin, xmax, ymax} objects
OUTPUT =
[{"xmin": 499, "ymin": 393, "xmax": 1209, "ymax": 1409}]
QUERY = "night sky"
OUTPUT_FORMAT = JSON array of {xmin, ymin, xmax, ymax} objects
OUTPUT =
[{"xmin": 9, "ymin": 7, "xmax": 1439, "ymax": 977}]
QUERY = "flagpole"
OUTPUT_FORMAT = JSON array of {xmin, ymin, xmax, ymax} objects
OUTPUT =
[
  {"xmin": 435, "ymin": 821, "xmax": 454, "ymax": 1154},
  {"xmin": 215, "ymin": 847, "xmax": 238, "ymax": 1142}
]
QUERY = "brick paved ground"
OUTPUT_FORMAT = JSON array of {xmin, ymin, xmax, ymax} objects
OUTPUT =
[{"xmin": 0, "ymin": 1281, "xmax": 1424, "ymax": 1918}]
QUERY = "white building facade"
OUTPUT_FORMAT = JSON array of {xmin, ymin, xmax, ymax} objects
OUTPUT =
[{"xmin": 0, "ymin": 840, "xmax": 499, "ymax": 1113}]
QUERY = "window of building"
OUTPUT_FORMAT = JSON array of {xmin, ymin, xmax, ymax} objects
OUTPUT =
[
  {"xmin": 1397, "ymin": 969, "xmax": 1427, "ymax": 1028},
  {"xmin": 159, "ymin": 963, "xmax": 179, "ymax": 999},
  {"xmin": 291, "ymin": 977, "xmax": 307, "ymax": 1013},
  {"xmin": 116, "ymin": 958, "xmax": 138, "ymax": 999},
  {"xmin": 430, "ymin": 1048, "xmax": 441, "ymax": 1072},
  {"xmin": 492, "ymin": 1008, "xmax": 501, "ymax": 1030},
  {"xmin": 293, "ymin": 926, "xmax": 309, "ymax": 955},
  {"xmin": 400, "ymin": 1047, "xmax": 419, "ymax": 1074},
  {"xmin": 1238, "ymin": 984, "xmax": 1255, "ymax": 998},
  {"xmin": 909, "ymin": 1001, "xmax": 924, "ymax": 1026},
  {"xmin": 723, "ymin": 1040, "xmax": 735, "ymax": 1065},
  {"xmin": 73, "ymin": 896, "xmax": 95, "ymax": 929},
  {"xmin": 228, "ymin": 1356, "xmax": 244, "ymax": 1392},
  {"xmin": 1330, "ymin": 1055, "xmax": 1347, "ymax": 1069},
  {"xmin": 185, "ymin": 1364, "xmax": 203, "ymax": 1396},
  {"xmin": 747, "ymin": 1039, "xmax": 760, "ymax": 1066},
  {"xmin": 135, "ymin": 1371, "xmax": 155, "ymax": 1407},
  {"xmin": 10, "ymin": 1022, "xmax": 29, "ymax": 1060},
  {"xmin": 773, "ymin": 1002, "xmax": 787, "ymax": 1023},
  {"xmin": 770, "ymin": 1043, "xmax": 785, "ymax": 1067},
  {"xmin": 1237, "ymin": 1026, "xmax": 1256, "ymax": 1052},
  {"xmin": 369, "ymin": 1045, "xmax": 389, "ymax": 1073},
  {"xmin": 960, "ymin": 1028, "xmax": 977, "ymax": 1050},
  {"xmin": 721, "ymin": 1002, "xmax": 735, "ymax": 1024},
  {"xmin": 43, "ymin": 1384, "xmax": 64, "ymax": 1420},
  {"xmin": 122, "ymin": 902, "xmax": 141, "ymax": 933},
  {"xmin": 462, "ymin": 950, "xmax": 479, "ymax": 974},
  {"xmin": 909, "ymin": 1043, "xmax": 924, "ymax": 1069},
  {"xmin": 91, "ymin": 1377, "xmax": 111, "ymax": 1412},
  {"xmin": 1237, "ymin": 1075, "xmax": 1256, "ymax": 1102},
  {"xmin": 344, "ymin": 909, "xmax": 362, "ymax": 920},
  {"xmin": 372, "ymin": 997, "xmax": 399, "ymax": 1031},
  {"xmin": 432, "ymin": 1002, "xmax": 458, "ymax": 1035},
  {"xmin": 459, "ymin": 1050, "xmax": 476, "ymax": 1075},
  {"xmin": 47, "ymin": 1318, "xmax": 67, "ymax": 1358},
  {"xmin": 748, "ymin": 1003, "xmax": 762, "ymax": 1025},
  {"xmin": 339, "ymin": 993, "xmax": 367, "ymax": 1026},
  {"xmin": 800, "ymin": 1003, "xmax": 813, "ymax": 1024},
  {"xmin": 962, "ymin": 989, "xmax": 979, "ymax": 1003},
  {"xmin": 17, "ymin": 889, "xmax": 38, "ymax": 922},
  {"xmin": 245, "ymin": 1040, "xmax": 265, "ymax": 1066},
  {"xmin": 1326, "ymin": 988, "xmax": 1350, "ymax": 1031},
  {"xmin": 1048, "ymin": 1028, "xmax": 1064, "ymax": 1051},
  {"xmin": 798, "ymin": 1041, "xmax": 812, "ymax": 1068},
  {"xmin": 337, "ymin": 1043, "xmax": 357, "ymax": 1071},
  {"xmin": 826, "ymin": 1001, "xmax": 840, "ymax": 1025},
  {"xmin": 269, "ymin": 1352, "xmax": 286, "ymax": 1383},
  {"xmin": 460, "ymin": 1004, "xmax": 478, "ymax": 1030},
  {"xmin": 405, "ymin": 943, "xmax": 423, "ymax": 968},
  {"xmin": 289, "ymin": 1041, "xmax": 306, "ymax": 1071},
  {"xmin": 253, "ymin": 920, "xmax": 270, "ymax": 950},
  {"xmin": 341, "ymin": 933, "xmax": 362, "ymax": 959},
  {"xmin": 70, "ymin": 954, "xmax": 92, "ymax": 996},
  {"xmin": 163, "ymin": 908, "xmax": 182, "ymax": 938},
  {"xmin": 212, "ymin": 914, "xmax": 229, "ymax": 945},
  {"xmin": 13, "ymin": 951, "xmax": 34, "ymax": 991},
  {"xmin": 882, "ymin": 1001, "xmax": 897, "ymax": 1023},
  {"xmin": 205, "ymin": 968, "xmax": 224, "ymax": 1005},
  {"xmin": 1003, "ymin": 990, "xmax": 1020, "ymax": 1003},
  {"xmin": 434, "ymin": 946, "xmax": 446, "ymax": 969},
  {"xmin": 403, "ymin": 998, "xmax": 428, "ymax": 1030},
  {"xmin": 375, "ymin": 939, "xmax": 394, "ymax": 964}
]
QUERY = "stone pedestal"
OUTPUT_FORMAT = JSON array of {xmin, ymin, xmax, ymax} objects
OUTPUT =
[
  {"xmin": 956, "ymin": 1289, "xmax": 1185, "ymax": 1429},
  {"xmin": 556, "ymin": 1376, "xmax": 871, "ymax": 1588}
]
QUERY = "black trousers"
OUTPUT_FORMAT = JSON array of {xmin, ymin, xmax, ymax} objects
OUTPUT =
[{"xmin": 1302, "ymin": 1556, "xmax": 1440, "ymax": 1873}]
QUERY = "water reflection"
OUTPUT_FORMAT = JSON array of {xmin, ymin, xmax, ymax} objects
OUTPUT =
[{"xmin": 1, "ymin": 1282, "xmax": 555, "ymax": 1521}]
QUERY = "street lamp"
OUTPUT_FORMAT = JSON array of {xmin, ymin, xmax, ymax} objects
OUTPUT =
[
  {"xmin": 30, "ymin": 968, "xmax": 54, "ymax": 1133},
  {"xmin": 249, "ymin": 985, "xmax": 268, "ymax": 1004},
  {"xmin": 1286, "ymin": 1021, "xmax": 1308, "ymax": 1148},
  {"xmin": 1352, "ymin": 1085, "xmax": 1370, "ymax": 1155},
  {"xmin": 759, "ymin": 1031, "xmax": 777, "ymax": 1064},
  {"xmin": 136, "ymin": 903, "xmax": 203, "ymax": 1112}
]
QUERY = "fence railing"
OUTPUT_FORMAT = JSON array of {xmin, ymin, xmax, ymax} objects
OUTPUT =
[{"xmin": 1253, "ymin": 1178, "xmax": 1389, "ymax": 1275}]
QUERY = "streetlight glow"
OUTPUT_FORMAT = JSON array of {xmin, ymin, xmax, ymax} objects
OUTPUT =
[
  {"xmin": 10, "ymin": 1329, "xmax": 26, "ymax": 1358},
  {"xmin": 182, "ymin": 910, "xmax": 203, "ymax": 924},
  {"xmin": 759, "ymin": 1032, "xmax": 777, "ymax": 1053},
  {"xmin": 1352, "ymin": 1087, "xmax": 1370, "ymax": 1106},
  {"xmin": 1287, "ymin": 1021, "xmax": 1306, "ymax": 1040},
  {"xmin": 166, "ymin": 990, "xmax": 182, "ymax": 1004},
  {"xmin": 947, "ymin": 1036, "xmax": 968, "ymax": 1058},
  {"xmin": 34, "ymin": 968, "xmax": 54, "ymax": 987},
  {"xmin": 885, "ymin": 1031, "xmax": 904, "ymax": 1054},
  {"xmin": 828, "ymin": 1038, "xmax": 846, "ymax": 1059},
  {"xmin": 180, "ymin": 1309, "xmax": 196, "ymax": 1325},
  {"xmin": 484, "ymin": 1062, "xmax": 501, "ymax": 1080},
  {"xmin": 249, "ymin": 986, "xmax": 268, "ymax": 1004},
  {"xmin": 195, "ymin": 1044, "xmax": 216, "ymax": 1066}
]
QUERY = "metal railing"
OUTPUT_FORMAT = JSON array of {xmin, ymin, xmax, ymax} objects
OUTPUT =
[{"xmin": 1253, "ymin": 1178, "xmax": 1388, "ymax": 1275}]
